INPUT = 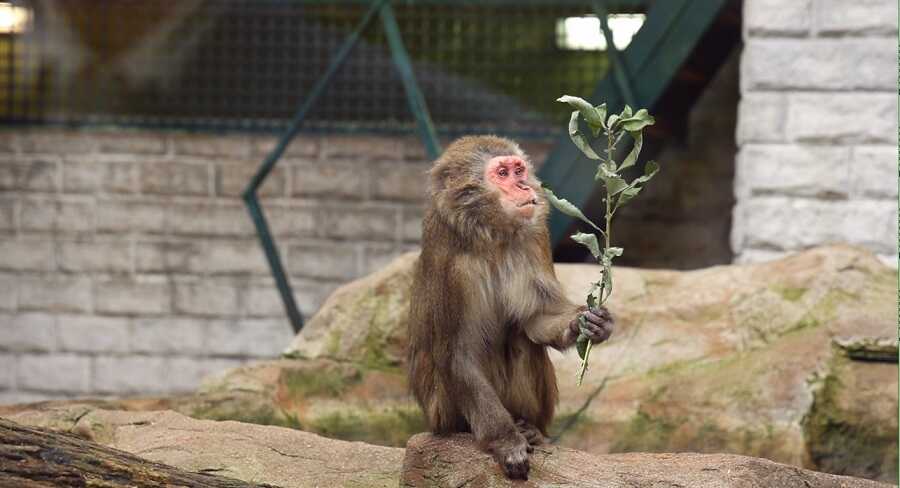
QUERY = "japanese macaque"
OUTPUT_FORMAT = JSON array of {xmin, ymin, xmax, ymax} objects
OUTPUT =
[{"xmin": 407, "ymin": 135, "xmax": 614, "ymax": 479}]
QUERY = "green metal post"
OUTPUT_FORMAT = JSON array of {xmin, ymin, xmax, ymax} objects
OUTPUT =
[
  {"xmin": 380, "ymin": 2, "xmax": 442, "ymax": 159},
  {"xmin": 243, "ymin": 0, "xmax": 387, "ymax": 334},
  {"xmin": 593, "ymin": 0, "xmax": 636, "ymax": 108}
]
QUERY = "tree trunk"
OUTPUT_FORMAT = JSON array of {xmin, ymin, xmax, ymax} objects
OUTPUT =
[{"xmin": 0, "ymin": 418, "xmax": 275, "ymax": 488}]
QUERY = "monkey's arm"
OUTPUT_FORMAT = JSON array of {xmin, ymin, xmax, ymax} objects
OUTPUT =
[{"xmin": 523, "ymin": 301, "xmax": 614, "ymax": 350}]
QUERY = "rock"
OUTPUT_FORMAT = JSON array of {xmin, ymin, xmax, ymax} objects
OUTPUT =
[
  {"xmin": 281, "ymin": 244, "xmax": 896, "ymax": 482},
  {"xmin": 400, "ymin": 433, "xmax": 891, "ymax": 488},
  {"xmin": 4, "ymin": 406, "xmax": 404, "ymax": 487}
]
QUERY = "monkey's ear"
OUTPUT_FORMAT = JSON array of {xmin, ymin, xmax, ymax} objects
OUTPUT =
[{"xmin": 428, "ymin": 165, "xmax": 451, "ymax": 192}]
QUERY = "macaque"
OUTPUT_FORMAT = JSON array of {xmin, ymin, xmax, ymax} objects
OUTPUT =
[{"xmin": 407, "ymin": 135, "xmax": 614, "ymax": 479}]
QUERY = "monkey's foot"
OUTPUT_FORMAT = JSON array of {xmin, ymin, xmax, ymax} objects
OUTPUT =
[{"xmin": 515, "ymin": 419, "xmax": 546, "ymax": 447}]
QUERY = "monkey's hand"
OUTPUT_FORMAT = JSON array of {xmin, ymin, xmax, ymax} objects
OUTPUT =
[
  {"xmin": 516, "ymin": 419, "xmax": 547, "ymax": 447},
  {"xmin": 569, "ymin": 306, "xmax": 614, "ymax": 344},
  {"xmin": 488, "ymin": 431, "xmax": 531, "ymax": 479}
]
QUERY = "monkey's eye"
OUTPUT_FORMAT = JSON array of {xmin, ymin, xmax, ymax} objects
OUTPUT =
[
  {"xmin": 514, "ymin": 166, "xmax": 524, "ymax": 176},
  {"xmin": 497, "ymin": 168, "xmax": 509, "ymax": 177}
]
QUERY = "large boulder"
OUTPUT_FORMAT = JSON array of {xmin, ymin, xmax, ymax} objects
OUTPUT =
[
  {"xmin": 5, "ymin": 406, "xmax": 404, "ymax": 487},
  {"xmin": 280, "ymin": 244, "xmax": 898, "ymax": 482},
  {"xmin": 401, "ymin": 433, "xmax": 892, "ymax": 488}
]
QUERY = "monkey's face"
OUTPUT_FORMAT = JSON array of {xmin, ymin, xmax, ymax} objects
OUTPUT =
[{"xmin": 484, "ymin": 155, "xmax": 539, "ymax": 221}]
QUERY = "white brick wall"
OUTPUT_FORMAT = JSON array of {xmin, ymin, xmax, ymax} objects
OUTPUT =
[
  {"xmin": 734, "ymin": 0, "xmax": 898, "ymax": 265},
  {"xmin": 0, "ymin": 129, "xmax": 504, "ymax": 404}
]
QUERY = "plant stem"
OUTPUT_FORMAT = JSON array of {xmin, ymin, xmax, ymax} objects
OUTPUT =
[{"xmin": 576, "ymin": 127, "xmax": 617, "ymax": 386}]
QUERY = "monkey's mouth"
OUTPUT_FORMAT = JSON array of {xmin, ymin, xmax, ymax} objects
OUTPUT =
[{"xmin": 517, "ymin": 198, "xmax": 539, "ymax": 208}]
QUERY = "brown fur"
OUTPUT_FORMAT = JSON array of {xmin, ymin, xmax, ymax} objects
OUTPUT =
[{"xmin": 407, "ymin": 135, "xmax": 591, "ymax": 478}]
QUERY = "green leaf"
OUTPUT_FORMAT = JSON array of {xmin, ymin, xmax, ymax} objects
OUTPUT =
[
  {"xmin": 604, "ymin": 247, "xmax": 624, "ymax": 259},
  {"xmin": 542, "ymin": 185, "xmax": 602, "ymax": 232},
  {"xmin": 606, "ymin": 114, "xmax": 620, "ymax": 132},
  {"xmin": 616, "ymin": 185, "xmax": 642, "ymax": 206},
  {"xmin": 618, "ymin": 130, "xmax": 643, "ymax": 171},
  {"xmin": 576, "ymin": 330, "xmax": 589, "ymax": 359},
  {"xmin": 632, "ymin": 160, "xmax": 660, "ymax": 185},
  {"xmin": 567, "ymin": 111, "xmax": 601, "ymax": 160},
  {"xmin": 621, "ymin": 105, "xmax": 633, "ymax": 119},
  {"xmin": 604, "ymin": 176, "xmax": 628, "ymax": 196},
  {"xmin": 571, "ymin": 232, "xmax": 601, "ymax": 259},
  {"xmin": 590, "ymin": 103, "xmax": 608, "ymax": 136},
  {"xmin": 621, "ymin": 109, "xmax": 656, "ymax": 132},
  {"xmin": 557, "ymin": 95, "xmax": 605, "ymax": 131}
]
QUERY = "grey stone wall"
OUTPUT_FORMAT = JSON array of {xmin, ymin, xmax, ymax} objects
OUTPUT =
[
  {"xmin": 733, "ymin": 0, "xmax": 898, "ymax": 265},
  {"xmin": 0, "ymin": 130, "xmax": 444, "ymax": 403}
]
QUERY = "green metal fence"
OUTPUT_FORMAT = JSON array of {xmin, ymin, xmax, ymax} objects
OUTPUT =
[{"xmin": 0, "ymin": 0, "xmax": 651, "ymax": 138}]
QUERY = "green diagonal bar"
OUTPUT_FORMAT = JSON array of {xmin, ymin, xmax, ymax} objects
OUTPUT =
[
  {"xmin": 380, "ymin": 2, "xmax": 442, "ymax": 159},
  {"xmin": 243, "ymin": 0, "xmax": 387, "ymax": 334}
]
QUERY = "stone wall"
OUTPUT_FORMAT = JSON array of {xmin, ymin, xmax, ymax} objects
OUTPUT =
[
  {"xmin": 0, "ymin": 130, "xmax": 450, "ymax": 403},
  {"xmin": 733, "ymin": 0, "xmax": 898, "ymax": 265}
]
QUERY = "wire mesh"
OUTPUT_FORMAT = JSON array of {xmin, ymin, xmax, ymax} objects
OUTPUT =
[{"xmin": 0, "ymin": 0, "xmax": 642, "ymax": 138}]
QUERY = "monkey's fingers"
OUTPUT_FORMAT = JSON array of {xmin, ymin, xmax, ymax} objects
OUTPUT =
[{"xmin": 581, "ymin": 321, "xmax": 613, "ymax": 343}]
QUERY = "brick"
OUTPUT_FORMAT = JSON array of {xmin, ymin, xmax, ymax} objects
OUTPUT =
[
  {"xmin": 0, "ymin": 157, "xmax": 59, "ymax": 192},
  {"xmin": 370, "ymin": 162, "xmax": 429, "ymax": 202},
  {"xmin": 0, "ymin": 353, "xmax": 14, "ymax": 389},
  {"xmin": 0, "ymin": 198, "xmax": 13, "ymax": 231},
  {"xmin": 816, "ymin": 0, "xmax": 898, "ymax": 36},
  {"xmin": 216, "ymin": 160, "xmax": 285, "ymax": 197},
  {"xmin": 741, "ymin": 198, "xmax": 897, "ymax": 254},
  {"xmin": 94, "ymin": 131, "xmax": 167, "ymax": 155},
  {"xmin": 58, "ymin": 240, "xmax": 132, "ymax": 273},
  {"xmin": 206, "ymin": 318, "xmax": 293, "ymax": 357},
  {"xmin": 317, "ymin": 205, "xmax": 398, "ymax": 241},
  {"xmin": 266, "ymin": 203, "xmax": 317, "ymax": 238},
  {"xmin": 136, "ymin": 240, "xmax": 203, "ymax": 273},
  {"xmin": 251, "ymin": 135, "xmax": 318, "ymax": 158},
  {"xmin": 19, "ymin": 276, "xmax": 91, "ymax": 313},
  {"xmin": 850, "ymin": 146, "xmax": 898, "ymax": 199},
  {"xmin": 131, "ymin": 317, "xmax": 206, "ymax": 355},
  {"xmin": 288, "ymin": 241, "xmax": 359, "ymax": 280},
  {"xmin": 19, "ymin": 131, "xmax": 94, "ymax": 154},
  {"xmin": 140, "ymin": 162, "xmax": 210, "ymax": 196},
  {"xmin": 191, "ymin": 240, "xmax": 268, "ymax": 275},
  {"xmin": 743, "ymin": 39, "xmax": 895, "ymax": 91},
  {"xmin": 0, "ymin": 132, "xmax": 16, "ymax": 153},
  {"xmin": 737, "ymin": 144, "xmax": 850, "ymax": 198},
  {"xmin": 244, "ymin": 285, "xmax": 285, "ymax": 317},
  {"xmin": 744, "ymin": 0, "xmax": 811, "ymax": 36},
  {"xmin": 736, "ymin": 93, "xmax": 787, "ymax": 144},
  {"xmin": 172, "ymin": 134, "xmax": 252, "ymax": 158},
  {"xmin": 0, "ymin": 239, "xmax": 54, "ymax": 271},
  {"xmin": 93, "ymin": 355, "xmax": 167, "ymax": 394},
  {"xmin": 57, "ymin": 315, "xmax": 130, "ymax": 353},
  {"xmin": 168, "ymin": 202, "xmax": 254, "ymax": 236},
  {"xmin": 63, "ymin": 159, "xmax": 137, "ymax": 194},
  {"xmin": 320, "ymin": 135, "xmax": 403, "ymax": 161},
  {"xmin": 18, "ymin": 353, "xmax": 90, "ymax": 393},
  {"xmin": 0, "ymin": 273, "xmax": 16, "ymax": 310},
  {"xmin": 787, "ymin": 93, "xmax": 896, "ymax": 144},
  {"xmin": 174, "ymin": 280, "xmax": 241, "ymax": 317},
  {"xmin": 94, "ymin": 277, "xmax": 170, "ymax": 315},
  {"xmin": 291, "ymin": 161, "xmax": 367, "ymax": 200},
  {"xmin": 362, "ymin": 244, "xmax": 407, "ymax": 275},
  {"xmin": 96, "ymin": 200, "xmax": 165, "ymax": 234},
  {"xmin": 0, "ymin": 313, "xmax": 56, "ymax": 352},
  {"xmin": 400, "ymin": 207, "xmax": 423, "ymax": 242},
  {"xmin": 166, "ymin": 357, "xmax": 245, "ymax": 392},
  {"xmin": 0, "ymin": 391, "xmax": 68, "ymax": 405},
  {"xmin": 292, "ymin": 280, "xmax": 340, "ymax": 316},
  {"xmin": 20, "ymin": 198, "xmax": 95, "ymax": 234}
]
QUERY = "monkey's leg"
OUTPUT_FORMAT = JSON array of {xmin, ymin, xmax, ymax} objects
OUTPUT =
[
  {"xmin": 451, "ymin": 357, "xmax": 531, "ymax": 479},
  {"xmin": 515, "ymin": 419, "xmax": 547, "ymax": 446}
]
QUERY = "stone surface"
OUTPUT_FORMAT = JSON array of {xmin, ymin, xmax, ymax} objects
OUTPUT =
[
  {"xmin": 401, "ymin": 433, "xmax": 890, "ymax": 488},
  {"xmin": 279, "ymin": 246, "xmax": 896, "ymax": 482},
  {"xmin": 4, "ymin": 407, "xmax": 404, "ymax": 488}
]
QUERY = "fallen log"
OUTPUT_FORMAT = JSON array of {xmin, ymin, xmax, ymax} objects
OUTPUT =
[{"xmin": 0, "ymin": 418, "xmax": 274, "ymax": 488}]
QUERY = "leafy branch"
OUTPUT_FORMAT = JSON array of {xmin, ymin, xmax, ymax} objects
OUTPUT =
[{"xmin": 545, "ymin": 95, "xmax": 659, "ymax": 386}]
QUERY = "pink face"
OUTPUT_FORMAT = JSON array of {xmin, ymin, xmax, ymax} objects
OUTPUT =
[{"xmin": 485, "ymin": 155, "xmax": 538, "ymax": 220}]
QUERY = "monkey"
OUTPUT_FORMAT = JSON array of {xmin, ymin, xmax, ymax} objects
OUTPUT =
[{"xmin": 407, "ymin": 135, "xmax": 614, "ymax": 479}]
